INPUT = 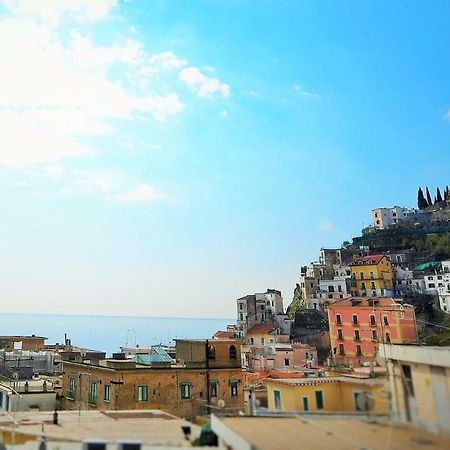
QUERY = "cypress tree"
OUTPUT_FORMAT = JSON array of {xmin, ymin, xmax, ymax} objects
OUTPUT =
[
  {"xmin": 445, "ymin": 186, "xmax": 450, "ymax": 201},
  {"xmin": 436, "ymin": 187, "xmax": 443, "ymax": 203},
  {"xmin": 426, "ymin": 187, "xmax": 433, "ymax": 206},
  {"xmin": 417, "ymin": 187, "xmax": 428, "ymax": 209}
]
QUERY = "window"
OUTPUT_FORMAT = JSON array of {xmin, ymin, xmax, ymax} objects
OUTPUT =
[
  {"xmin": 180, "ymin": 382, "xmax": 191, "ymax": 400},
  {"xmin": 371, "ymin": 282, "xmax": 376, "ymax": 290},
  {"xmin": 261, "ymin": 338, "xmax": 265, "ymax": 345},
  {"xmin": 274, "ymin": 390, "xmax": 281, "ymax": 410},
  {"xmin": 209, "ymin": 380, "xmax": 218, "ymax": 398},
  {"xmin": 356, "ymin": 345, "xmax": 362, "ymax": 356},
  {"xmin": 229, "ymin": 345, "xmax": 237, "ymax": 360},
  {"xmin": 371, "ymin": 330, "xmax": 378, "ymax": 341},
  {"xmin": 302, "ymin": 397, "xmax": 309, "ymax": 411},
  {"xmin": 337, "ymin": 329, "xmax": 343, "ymax": 340},
  {"xmin": 361, "ymin": 282, "xmax": 366, "ymax": 290},
  {"xmin": 137, "ymin": 385, "xmax": 148, "ymax": 402},
  {"xmin": 354, "ymin": 330, "xmax": 360, "ymax": 341},
  {"xmin": 239, "ymin": 313, "xmax": 243, "ymax": 321},
  {"xmin": 369, "ymin": 272, "xmax": 374, "ymax": 279},
  {"xmin": 88, "ymin": 381, "xmax": 98, "ymax": 406},
  {"xmin": 338, "ymin": 285, "xmax": 342, "ymax": 292},
  {"xmin": 284, "ymin": 358, "xmax": 290, "ymax": 366},
  {"xmin": 239, "ymin": 303, "xmax": 243, "ymax": 310},
  {"xmin": 428, "ymin": 283, "xmax": 435, "ymax": 288},
  {"xmin": 360, "ymin": 272, "xmax": 364, "ymax": 280},
  {"xmin": 230, "ymin": 380, "xmax": 239, "ymax": 397},
  {"xmin": 208, "ymin": 345, "xmax": 216, "ymax": 360},
  {"xmin": 385, "ymin": 332, "xmax": 391, "ymax": 343},
  {"xmin": 401, "ymin": 365, "xmax": 414, "ymax": 396},
  {"xmin": 336, "ymin": 314, "xmax": 342, "ymax": 325},
  {"xmin": 339, "ymin": 344, "xmax": 345, "ymax": 355},
  {"xmin": 104, "ymin": 384, "xmax": 111, "ymax": 402},
  {"xmin": 250, "ymin": 338, "xmax": 254, "ymax": 344},
  {"xmin": 352, "ymin": 315, "xmax": 358, "ymax": 325},
  {"xmin": 67, "ymin": 376, "xmax": 76, "ymax": 400},
  {"xmin": 370, "ymin": 315, "xmax": 376, "ymax": 326},
  {"xmin": 383, "ymin": 316, "xmax": 389, "ymax": 326},
  {"xmin": 315, "ymin": 391, "xmax": 324, "ymax": 410}
]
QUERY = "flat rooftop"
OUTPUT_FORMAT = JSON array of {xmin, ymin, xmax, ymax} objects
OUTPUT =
[
  {"xmin": 0, "ymin": 410, "xmax": 200, "ymax": 445},
  {"xmin": 212, "ymin": 415, "xmax": 450, "ymax": 450}
]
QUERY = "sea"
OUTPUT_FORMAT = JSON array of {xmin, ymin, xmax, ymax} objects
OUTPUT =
[{"xmin": 0, "ymin": 313, "xmax": 234, "ymax": 356}]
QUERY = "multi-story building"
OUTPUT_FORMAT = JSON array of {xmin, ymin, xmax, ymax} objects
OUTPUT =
[
  {"xmin": 423, "ymin": 273, "xmax": 447, "ymax": 294},
  {"xmin": 372, "ymin": 206, "xmax": 418, "ymax": 230},
  {"xmin": 266, "ymin": 376, "xmax": 389, "ymax": 414},
  {"xmin": 328, "ymin": 297, "xmax": 417, "ymax": 366},
  {"xmin": 438, "ymin": 281, "xmax": 450, "ymax": 313},
  {"xmin": 349, "ymin": 255, "xmax": 394, "ymax": 297},
  {"xmin": 236, "ymin": 289, "xmax": 286, "ymax": 338},
  {"xmin": 0, "ymin": 335, "xmax": 47, "ymax": 352},
  {"xmin": 382, "ymin": 344, "xmax": 450, "ymax": 437},
  {"xmin": 246, "ymin": 343, "xmax": 317, "ymax": 372},
  {"xmin": 61, "ymin": 339, "xmax": 244, "ymax": 421}
]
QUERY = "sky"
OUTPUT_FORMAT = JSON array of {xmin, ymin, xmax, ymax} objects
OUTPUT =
[{"xmin": 0, "ymin": 0, "xmax": 449, "ymax": 319}]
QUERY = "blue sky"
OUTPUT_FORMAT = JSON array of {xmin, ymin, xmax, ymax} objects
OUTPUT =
[{"xmin": 0, "ymin": 0, "xmax": 449, "ymax": 318}]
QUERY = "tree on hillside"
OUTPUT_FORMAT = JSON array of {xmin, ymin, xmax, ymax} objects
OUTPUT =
[
  {"xmin": 426, "ymin": 186, "xmax": 433, "ymax": 206},
  {"xmin": 417, "ymin": 187, "xmax": 428, "ymax": 209},
  {"xmin": 436, "ymin": 187, "xmax": 443, "ymax": 203}
]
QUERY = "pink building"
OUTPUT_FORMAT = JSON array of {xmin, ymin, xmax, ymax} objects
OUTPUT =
[
  {"xmin": 328, "ymin": 297, "xmax": 417, "ymax": 366},
  {"xmin": 246, "ymin": 343, "xmax": 317, "ymax": 372}
]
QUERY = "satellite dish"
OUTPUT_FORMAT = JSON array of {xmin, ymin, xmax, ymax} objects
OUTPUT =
[
  {"xmin": 217, "ymin": 399, "xmax": 226, "ymax": 409},
  {"xmin": 355, "ymin": 392, "xmax": 375, "ymax": 411}
]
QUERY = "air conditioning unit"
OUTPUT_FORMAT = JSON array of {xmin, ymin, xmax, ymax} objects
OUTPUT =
[
  {"xmin": 82, "ymin": 440, "xmax": 107, "ymax": 450},
  {"xmin": 117, "ymin": 442, "xmax": 141, "ymax": 450}
]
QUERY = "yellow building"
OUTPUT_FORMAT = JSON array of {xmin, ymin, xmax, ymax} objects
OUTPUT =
[
  {"xmin": 381, "ymin": 344, "xmax": 450, "ymax": 437},
  {"xmin": 349, "ymin": 255, "xmax": 394, "ymax": 297},
  {"xmin": 266, "ymin": 376, "xmax": 389, "ymax": 414}
]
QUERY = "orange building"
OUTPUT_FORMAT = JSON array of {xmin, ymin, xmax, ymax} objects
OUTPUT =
[
  {"xmin": 349, "ymin": 255, "xmax": 394, "ymax": 297},
  {"xmin": 327, "ymin": 297, "xmax": 417, "ymax": 366}
]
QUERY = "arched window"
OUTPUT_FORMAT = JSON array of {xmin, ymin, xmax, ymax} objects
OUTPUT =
[
  {"xmin": 229, "ymin": 345, "xmax": 237, "ymax": 360},
  {"xmin": 385, "ymin": 332, "xmax": 391, "ymax": 343},
  {"xmin": 208, "ymin": 345, "xmax": 216, "ymax": 360}
]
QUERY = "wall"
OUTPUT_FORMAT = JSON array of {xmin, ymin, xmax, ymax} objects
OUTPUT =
[{"xmin": 61, "ymin": 361, "xmax": 244, "ymax": 421}]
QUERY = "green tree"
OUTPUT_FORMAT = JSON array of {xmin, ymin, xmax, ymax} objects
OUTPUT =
[
  {"xmin": 436, "ymin": 187, "xmax": 443, "ymax": 203},
  {"xmin": 426, "ymin": 186, "xmax": 433, "ymax": 206},
  {"xmin": 417, "ymin": 187, "xmax": 428, "ymax": 209}
]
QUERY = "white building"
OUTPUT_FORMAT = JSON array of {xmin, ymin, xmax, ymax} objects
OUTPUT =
[
  {"xmin": 424, "ymin": 274, "xmax": 447, "ymax": 294},
  {"xmin": 372, "ymin": 206, "xmax": 418, "ymax": 230},
  {"xmin": 438, "ymin": 281, "xmax": 450, "ymax": 313},
  {"xmin": 393, "ymin": 266, "xmax": 414, "ymax": 295},
  {"xmin": 236, "ymin": 289, "xmax": 285, "ymax": 338}
]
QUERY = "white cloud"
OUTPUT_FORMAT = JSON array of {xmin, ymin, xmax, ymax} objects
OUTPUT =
[
  {"xmin": 179, "ymin": 67, "xmax": 230, "ymax": 98},
  {"xmin": 3, "ymin": 0, "xmax": 118, "ymax": 26},
  {"xmin": 292, "ymin": 83, "xmax": 319, "ymax": 98},
  {"xmin": 114, "ymin": 184, "xmax": 168, "ymax": 202},
  {"xmin": 0, "ymin": 14, "xmax": 184, "ymax": 166}
]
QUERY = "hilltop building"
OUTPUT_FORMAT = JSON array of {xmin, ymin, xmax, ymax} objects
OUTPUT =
[
  {"xmin": 328, "ymin": 297, "xmax": 417, "ymax": 366},
  {"xmin": 349, "ymin": 254, "xmax": 394, "ymax": 297},
  {"xmin": 236, "ymin": 289, "xmax": 290, "ymax": 339},
  {"xmin": 372, "ymin": 206, "xmax": 418, "ymax": 230}
]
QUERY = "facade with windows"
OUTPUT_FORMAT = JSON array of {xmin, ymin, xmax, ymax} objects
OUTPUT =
[
  {"xmin": 371, "ymin": 206, "xmax": 418, "ymax": 230},
  {"xmin": 266, "ymin": 376, "xmax": 388, "ymax": 414},
  {"xmin": 382, "ymin": 344, "xmax": 450, "ymax": 437},
  {"xmin": 61, "ymin": 339, "xmax": 244, "ymax": 420},
  {"xmin": 328, "ymin": 297, "xmax": 417, "ymax": 366},
  {"xmin": 349, "ymin": 255, "xmax": 395, "ymax": 297}
]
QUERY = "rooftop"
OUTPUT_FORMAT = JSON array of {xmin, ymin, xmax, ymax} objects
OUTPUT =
[
  {"xmin": 349, "ymin": 255, "xmax": 385, "ymax": 266},
  {"xmin": 211, "ymin": 415, "xmax": 450, "ymax": 450},
  {"xmin": 246, "ymin": 324, "xmax": 279, "ymax": 335},
  {"xmin": 266, "ymin": 376, "xmax": 386, "ymax": 387},
  {"xmin": 0, "ymin": 410, "xmax": 199, "ymax": 445},
  {"xmin": 328, "ymin": 297, "xmax": 407, "ymax": 308}
]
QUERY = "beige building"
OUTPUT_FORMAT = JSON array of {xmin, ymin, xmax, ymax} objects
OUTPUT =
[
  {"xmin": 61, "ymin": 339, "xmax": 244, "ymax": 421},
  {"xmin": 381, "ymin": 344, "xmax": 450, "ymax": 437}
]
